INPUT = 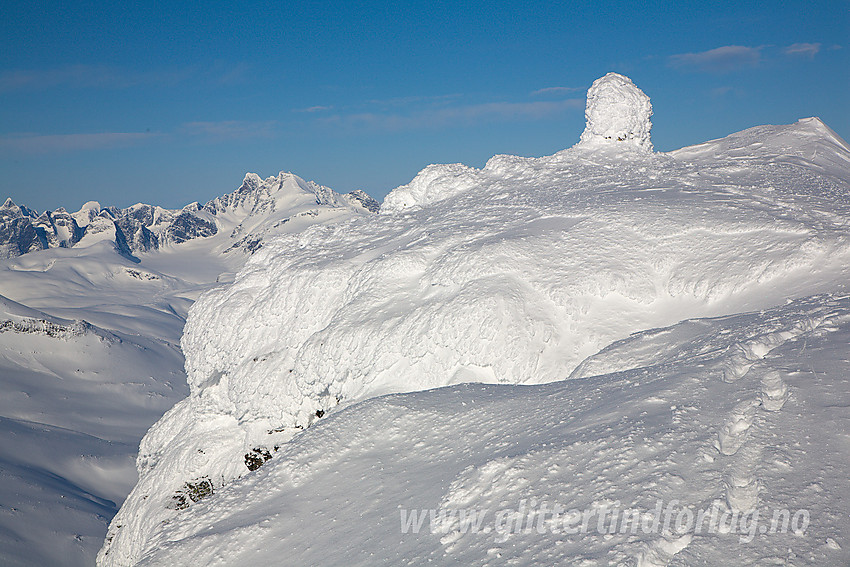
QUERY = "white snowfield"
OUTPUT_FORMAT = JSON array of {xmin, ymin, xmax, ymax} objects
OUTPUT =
[
  {"xmin": 99, "ymin": 74, "xmax": 850, "ymax": 566},
  {"xmin": 0, "ymin": 172, "xmax": 372, "ymax": 565}
]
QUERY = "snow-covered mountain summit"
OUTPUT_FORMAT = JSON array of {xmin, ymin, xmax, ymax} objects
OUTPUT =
[
  {"xmin": 0, "ymin": 172, "xmax": 379, "ymax": 260},
  {"xmin": 204, "ymin": 171, "xmax": 379, "ymax": 253},
  {"xmin": 99, "ymin": 74, "xmax": 850, "ymax": 566}
]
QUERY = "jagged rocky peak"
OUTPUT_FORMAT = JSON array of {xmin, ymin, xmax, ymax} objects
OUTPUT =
[
  {"xmin": 0, "ymin": 198, "xmax": 35, "ymax": 219},
  {"xmin": 0, "ymin": 216, "xmax": 42, "ymax": 259},
  {"xmin": 163, "ymin": 209, "xmax": 217, "ymax": 245},
  {"xmin": 205, "ymin": 171, "xmax": 343, "ymax": 215},
  {"xmin": 344, "ymin": 189, "xmax": 381, "ymax": 213},
  {"xmin": 51, "ymin": 209, "xmax": 85, "ymax": 247},
  {"xmin": 204, "ymin": 172, "xmax": 265, "ymax": 213},
  {"xmin": 81, "ymin": 215, "xmax": 116, "ymax": 237},
  {"xmin": 577, "ymin": 72, "xmax": 653, "ymax": 151},
  {"xmin": 240, "ymin": 172, "xmax": 263, "ymax": 193},
  {"xmin": 1, "ymin": 168, "xmax": 379, "ymax": 260},
  {"xmin": 124, "ymin": 203, "xmax": 157, "ymax": 226}
]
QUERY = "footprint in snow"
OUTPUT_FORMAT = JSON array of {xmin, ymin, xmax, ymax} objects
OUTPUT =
[
  {"xmin": 759, "ymin": 370, "xmax": 789, "ymax": 412},
  {"xmin": 716, "ymin": 399, "xmax": 758, "ymax": 456}
]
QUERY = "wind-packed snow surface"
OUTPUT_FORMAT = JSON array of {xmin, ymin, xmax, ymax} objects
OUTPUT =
[
  {"xmin": 100, "ymin": 75, "xmax": 850, "ymax": 565},
  {"xmin": 113, "ymin": 295, "xmax": 850, "ymax": 566}
]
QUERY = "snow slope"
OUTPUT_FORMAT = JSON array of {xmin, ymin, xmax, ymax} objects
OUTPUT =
[
  {"xmin": 100, "ymin": 74, "xmax": 850, "ymax": 565},
  {"xmin": 0, "ymin": 293, "xmax": 187, "ymax": 567},
  {"xmin": 0, "ymin": 172, "xmax": 374, "ymax": 565},
  {"xmin": 116, "ymin": 293, "xmax": 850, "ymax": 566}
]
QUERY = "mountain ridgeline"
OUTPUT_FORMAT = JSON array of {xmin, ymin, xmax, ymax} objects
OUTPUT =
[{"xmin": 0, "ymin": 173, "xmax": 380, "ymax": 260}]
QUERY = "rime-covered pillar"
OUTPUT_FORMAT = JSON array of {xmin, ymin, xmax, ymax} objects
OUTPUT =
[{"xmin": 578, "ymin": 72, "xmax": 653, "ymax": 151}]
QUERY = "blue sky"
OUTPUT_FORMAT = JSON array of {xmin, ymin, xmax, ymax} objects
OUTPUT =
[{"xmin": 1, "ymin": 0, "xmax": 847, "ymax": 212}]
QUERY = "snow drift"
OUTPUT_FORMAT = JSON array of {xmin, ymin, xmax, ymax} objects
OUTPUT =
[
  {"xmin": 99, "ymin": 74, "xmax": 850, "ymax": 566},
  {"xmin": 110, "ymin": 293, "xmax": 850, "ymax": 566}
]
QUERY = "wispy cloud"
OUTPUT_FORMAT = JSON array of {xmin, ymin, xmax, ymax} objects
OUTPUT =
[
  {"xmin": 669, "ymin": 45, "xmax": 762, "ymax": 73},
  {"xmin": 365, "ymin": 94, "xmax": 463, "ymax": 108},
  {"xmin": 180, "ymin": 120, "xmax": 276, "ymax": 141},
  {"xmin": 0, "ymin": 119, "xmax": 278, "ymax": 155},
  {"xmin": 294, "ymin": 105, "xmax": 334, "ymax": 113},
  {"xmin": 710, "ymin": 86, "xmax": 735, "ymax": 98},
  {"xmin": 784, "ymin": 42, "xmax": 821, "ymax": 58},
  {"xmin": 209, "ymin": 61, "xmax": 252, "ymax": 86},
  {"xmin": 530, "ymin": 86, "xmax": 581, "ymax": 96},
  {"xmin": 0, "ymin": 131, "xmax": 160, "ymax": 155},
  {"xmin": 0, "ymin": 65, "xmax": 190, "ymax": 93},
  {"xmin": 0, "ymin": 65, "xmax": 119, "ymax": 92},
  {"xmin": 0, "ymin": 62, "xmax": 250, "ymax": 93},
  {"xmin": 319, "ymin": 99, "xmax": 583, "ymax": 132}
]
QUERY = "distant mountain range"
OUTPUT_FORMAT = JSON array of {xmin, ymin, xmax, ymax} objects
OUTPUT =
[
  {"xmin": 0, "ymin": 169, "xmax": 380, "ymax": 567},
  {"xmin": 1, "ymin": 172, "xmax": 379, "ymax": 260}
]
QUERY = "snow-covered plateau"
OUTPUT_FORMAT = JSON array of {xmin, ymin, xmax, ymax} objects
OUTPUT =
[{"xmin": 2, "ymin": 72, "xmax": 848, "ymax": 566}]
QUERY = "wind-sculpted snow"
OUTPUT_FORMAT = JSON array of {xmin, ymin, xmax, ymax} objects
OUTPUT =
[
  {"xmin": 578, "ymin": 72, "xmax": 653, "ymax": 151},
  {"xmin": 381, "ymin": 162, "xmax": 483, "ymax": 212},
  {"xmin": 0, "ymin": 179, "xmax": 375, "ymax": 566},
  {"xmin": 121, "ymin": 294, "xmax": 850, "ymax": 566},
  {"xmin": 383, "ymin": 74, "xmax": 651, "ymax": 213},
  {"xmin": 99, "ymin": 75, "xmax": 850, "ymax": 566},
  {"xmin": 180, "ymin": 116, "xmax": 850, "ymax": 434}
]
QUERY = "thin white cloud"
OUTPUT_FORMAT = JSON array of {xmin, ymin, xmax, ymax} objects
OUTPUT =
[
  {"xmin": 530, "ymin": 86, "xmax": 581, "ymax": 96},
  {"xmin": 209, "ymin": 61, "xmax": 252, "ymax": 86},
  {"xmin": 294, "ymin": 105, "xmax": 334, "ymax": 113},
  {"xmin": 319, "ymin": 99, "xmax": 583, "ymax": 132},
  {"xmin": 0, "ymin": 119, "xmax": 276, "ymax": 155},
  {"xmin": 180, "ymin": 121, "xmax": 276, "ymax": 141},
  {"xmin": 0, "ymin": 65, "xmax": 122, "ymax": 92},
  {"xmin": 0, "ymin": 63, "xmax": 247, "ymax": 93},
  {"xmin": 784, "ymin": 42, "xmax": 821, "ymax": 58},
  {"xmin": 0, "ymin": 131, "xmax": 160, "ymax": 154},
  {"xmin": 365, "ymin": 94, "xmax": 463, "ymax": 108},
  {"xmin": 669, "ymin": 45, "xmax": 762, "ymax": 73},
  {"xmin": 710, "ymin": 86, "xmax": 734, "ymax": 98}
]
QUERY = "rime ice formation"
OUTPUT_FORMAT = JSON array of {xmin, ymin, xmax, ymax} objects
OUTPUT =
[
  {"xmin": 577, "ymin": 72, "xmax": 653, "ymax": 151},
  {"xmin": 99, "ymin": 74, "xmax": 850, "ymax": 567},
  {"xmin": 383, "ymin": 73, "xmax": 654, "ymax": 213}
]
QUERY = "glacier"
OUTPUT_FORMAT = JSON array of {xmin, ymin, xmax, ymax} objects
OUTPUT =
[{"xmin": 98, "ymin": 73, "xmax": 850, "ymax": 566}]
